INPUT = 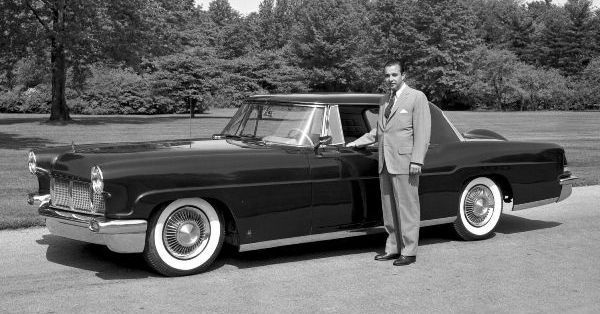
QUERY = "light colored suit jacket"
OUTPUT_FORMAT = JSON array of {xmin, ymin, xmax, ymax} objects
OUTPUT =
[{"xmin": 353, "ymin": 85, "xmax": 431, "ymax": 174}]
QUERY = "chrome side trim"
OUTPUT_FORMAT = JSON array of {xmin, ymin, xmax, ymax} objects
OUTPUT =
[
  {"xmin": 419, "ymin": 216, "xmax": 456, "ymax": 227},
  {"xmin": 238, "ymin": 227, "xmax": 386, "ymax": 252},
  {"xmin": 40, "ymin": 206, "xmax": 147, "ymax": 253},
  {"xmin": 513, "ymin": 197, "xmax": 558, "ymax": 211},
  {"xmin": 239, "ymin": 217, "xmax": 459, "ymax": 252}
]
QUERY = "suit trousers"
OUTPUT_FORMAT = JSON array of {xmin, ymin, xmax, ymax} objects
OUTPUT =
[{"xmin": 379, "ymin": 166, "xmax": 420, "ymax": 256}]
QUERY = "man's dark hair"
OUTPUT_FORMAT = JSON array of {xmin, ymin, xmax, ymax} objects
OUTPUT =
[{"xmin": 384, "ymin": 59, "xmax": 406, "ymax": 73}]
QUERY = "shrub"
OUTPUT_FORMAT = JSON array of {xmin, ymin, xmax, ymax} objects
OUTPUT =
[
  {"xmin": 19, "ymin": 85, "xmax": 51, "ymax": 113},
  {"xmin": 74, "ymin": 64, "xmax": 163, "ymax": 114},
  {"xmin": 0, "ymin": 89, "xmax": 21, "ymax": 113},
  {"xmin": 514, "ymin": 65, "xmax": 572, "ymax": 110},
  {"xmin": 12, "ymin": 57, "xmax": 48, "ymax": 89}
]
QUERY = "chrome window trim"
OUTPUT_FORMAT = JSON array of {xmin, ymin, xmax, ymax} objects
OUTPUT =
[
  {"xmin": 243, "ymin": 102, "xmax": 327, "ymax": 148},
  {"xmin": 442, "ymin": 112, "xmax": 465, "ymax": 142},
  {"xmin": 325, "ymin": 105, "xmax": 345, "ymax": 145}
]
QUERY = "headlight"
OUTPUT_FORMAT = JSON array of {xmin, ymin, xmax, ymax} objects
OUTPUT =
[
  {"xmin": 28, "ymin": 151, "xmax": 37, "ymax": 175},
  {"xmin": 91, "ymin": 166, "xmax": 104, "ymax": 193}
]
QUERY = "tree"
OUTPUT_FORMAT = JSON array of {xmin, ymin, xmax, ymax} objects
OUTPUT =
[
  {"xmin": 19, "ymin": 0, "xmax": 195, "ymax": 121},
  {"xmin": 559, "ymin": 0, "xmax": 597, "ymax": 75},
  {"xmin": 227, "ymin": 49, "xmax": 309, "ymax": 93},
  {"xmin": 249, "ymin": 0, "xmax": 304, "ymax": 51},
  {"xmin": 0, "ymin": 0, "xmax": 45, "ymax": 89},
  {"xmin": 515, "ymin": 64, "xmax": 571, "ymax": 110},
  {"xmin": 531, "ymin": 0, "xmax": 597, "ymax": 76},
  {"xmin": 290, "ymin": 0, "xmax": 375, "ymax": 92},
  {"xmin": 208, "ymin": 0, "xmax": 239, "ymax": 26},
  {"xmin": 575, "ymin": 56, "xmax": 600, "ymax": 109},
  {"xmin": 23, "ymin": 0, "xmax": 71, "ymax": 120},
  {"xmin": 464, "ymin": 47, "xmax": 523, "ymax": 111},
  {"xmin": 410, "ymin": 0, "xmax": 482, "ymax": 104}
]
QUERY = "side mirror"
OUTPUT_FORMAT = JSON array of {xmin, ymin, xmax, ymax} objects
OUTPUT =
[
  {"xmin": 314, "ymin": 135, "xmax": 332, "ymax": 151},
  {"xmin": 212, "ymin": 134, "xmax": 225, "ymax": 140}
]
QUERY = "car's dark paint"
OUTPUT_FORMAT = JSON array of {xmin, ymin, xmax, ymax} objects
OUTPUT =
[
  {"xmin": 31, "ymin": 94, "xmax": 569, "ymax": 246},
  {"xmin": 463, "ymin": 129, "xmax": 508, "ymax": 141}
]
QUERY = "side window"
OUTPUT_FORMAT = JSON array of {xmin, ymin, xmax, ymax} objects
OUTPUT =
[
  {"xmin": 364, "ymin": 108, "xmax": 378, "ymax": 129},
  {"xmin": 429, "ymin": 104, "xmax": 461, "ymax": 145},
  {"xmin": 338, "ymin": 105, "xmax": 377, "ymax": 142}
]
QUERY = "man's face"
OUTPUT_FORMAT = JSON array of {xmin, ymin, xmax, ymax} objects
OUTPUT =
[{"xmin": 384, "ymin": 64, "xmax": 405, "ymax": 91}]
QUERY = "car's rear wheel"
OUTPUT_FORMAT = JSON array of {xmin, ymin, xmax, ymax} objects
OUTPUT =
[
  {"xmin": 454, "ymin": 177, "xmax": 503, "ymax": 240},
  {"xmin": 143, "ymin": 198, "xmax": 224, "ymax": 276}
]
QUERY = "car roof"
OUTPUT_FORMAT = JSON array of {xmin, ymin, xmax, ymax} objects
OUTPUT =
[{"xmin": 248, "ymin": 93, "xmax": 385, "ymax": 105}]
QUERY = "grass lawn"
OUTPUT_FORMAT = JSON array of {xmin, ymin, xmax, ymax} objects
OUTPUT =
[{"xmin": 1, "ymin": 109, "xmax": 598, "ymax": 230}]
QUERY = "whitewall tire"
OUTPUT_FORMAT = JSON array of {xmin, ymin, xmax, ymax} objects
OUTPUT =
[
  {"xmin": 454, "ymin": 177, "xmax": 503, "ymax": 240},
  {"xmin": 143, "ymin": 198, "xmax": 224, "ymax": 276}
]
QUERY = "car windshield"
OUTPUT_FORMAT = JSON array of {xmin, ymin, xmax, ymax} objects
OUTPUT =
[{"xmin": 220, "ymin": 103, "xmax": 325, "ymax": 147}]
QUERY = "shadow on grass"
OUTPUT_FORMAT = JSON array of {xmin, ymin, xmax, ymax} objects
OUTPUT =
[
  {"xmin": 0, "ymin": 114, "xmax": 232, "ymax": 126},
  {"xmin": 35, "ymin": 215, "xmax": 560, "ymax": 278},
  {"xmin": 0, "ymin": 132, "xmax": 58, "ymax": 149}
]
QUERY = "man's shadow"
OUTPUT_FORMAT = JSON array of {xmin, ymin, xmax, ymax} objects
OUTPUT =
[{"xmin": 37, "ymin": 213, "xmax": 560, "ymax": 279}]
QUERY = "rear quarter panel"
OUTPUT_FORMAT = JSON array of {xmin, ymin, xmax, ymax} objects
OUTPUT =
[{"xmin": 420, "ymin": 141, "xmax": 564, "ymax": 219}]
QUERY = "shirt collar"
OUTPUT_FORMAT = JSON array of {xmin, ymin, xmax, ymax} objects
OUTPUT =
[{"xmin": 394, "ymin": 83, "xmax": 407, "ymax": 97}]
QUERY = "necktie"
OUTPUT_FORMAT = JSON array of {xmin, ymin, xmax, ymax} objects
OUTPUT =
[{"xmin": 384, "ymin": 91, "xmax": 395, "ymax": 119}]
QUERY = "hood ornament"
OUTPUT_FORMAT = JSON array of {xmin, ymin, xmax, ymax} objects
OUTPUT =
[{"xmin": 71, "ymin": 140, "xmax": 76, "ymax": 153}]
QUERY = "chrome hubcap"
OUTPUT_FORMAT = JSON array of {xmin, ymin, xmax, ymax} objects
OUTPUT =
[
  {"xmin": 176, "ymin": 223, "xmax": 201, "ymax": 247},
  {"xmin": 464, "ymin": 185, "xmax": 495, "ymax": 227},
  {"xmin": 163, "ymin": 206, "xmax": 210, "ymax": 260}
]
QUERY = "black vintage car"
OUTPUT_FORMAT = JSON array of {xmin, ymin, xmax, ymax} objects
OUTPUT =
[{"xmin": 27, "ymin": 94, "xmax": 576, "ymax": 276}]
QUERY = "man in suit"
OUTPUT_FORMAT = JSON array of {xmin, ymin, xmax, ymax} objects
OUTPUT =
[{"xmin": 347, "ymin": 60, "xmax": 431, "ymax": 266}]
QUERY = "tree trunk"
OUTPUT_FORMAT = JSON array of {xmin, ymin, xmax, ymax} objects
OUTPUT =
[
  {"xmin": 49, "ymin": 38, "xmax": 69, "ymax": 121},
  {"xmin": 190, "ymin": 100, "xmax": 196, "ymax": 118},
  {"xmin": 48, "ymin": 0, "xmax": 70, "ymax": 122}
]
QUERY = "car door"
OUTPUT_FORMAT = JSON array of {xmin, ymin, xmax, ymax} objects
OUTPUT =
[{"xmin": 309, "ymin": 105, "xmax": 381, "ymax": 234}]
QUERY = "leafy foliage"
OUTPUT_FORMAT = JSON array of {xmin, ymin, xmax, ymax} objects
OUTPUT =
[{"xmin": 2, "ymin": 0, "xmax": 600, "ymax": 115}]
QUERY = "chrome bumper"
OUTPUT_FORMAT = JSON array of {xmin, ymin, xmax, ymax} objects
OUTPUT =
[
  {"xmin": 557, "ymin": 173, "xmax": 578, "ymax": 203},
  {"xmin": 38, "ymin": 202, "xmax": 147, "ymax": 253},
  {"xmin": 504, "ymin": 173, "xmax": 577, "ymax": 211}
]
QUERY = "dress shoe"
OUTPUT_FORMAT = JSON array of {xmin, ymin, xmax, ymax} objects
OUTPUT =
[
  {"xmin": 393, "ymin": 255, "xmax": 416, "ymax": 266},
  {"xmin": 374, "ymin": 253, "xmax": 400, "ymax": 261}
]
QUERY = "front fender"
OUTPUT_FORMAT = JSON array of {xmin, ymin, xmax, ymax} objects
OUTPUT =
[{"xmin": 130, "ymin": 188, "xmax": 238, "ymax": 222}]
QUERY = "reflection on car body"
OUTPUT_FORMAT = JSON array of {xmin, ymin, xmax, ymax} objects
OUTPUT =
[{"xmin": 27, "ymin": 93, "xmax": 577, "ymax": 276}]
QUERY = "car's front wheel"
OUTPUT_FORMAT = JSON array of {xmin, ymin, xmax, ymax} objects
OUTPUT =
[
  {"xmin": 143, "ymin": 198, "xmax": 224, "ymax": 276},
  {"xmin": 454, "ymin": 177, "xmax": 503, "ymax": 240}
]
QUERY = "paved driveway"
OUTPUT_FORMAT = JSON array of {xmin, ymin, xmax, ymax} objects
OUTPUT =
[{"xmin": 1, "ymin": 186, "xmax": 599, "ymax": 313}]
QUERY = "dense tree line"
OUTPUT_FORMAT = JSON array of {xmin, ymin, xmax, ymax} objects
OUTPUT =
[{"xmin": 1, "ymin": 0, "xmax": 600, "ymax": 119}]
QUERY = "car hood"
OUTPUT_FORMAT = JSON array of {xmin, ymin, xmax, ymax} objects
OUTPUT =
[{"xmin": 42, "ymin": 138, "xmax": 268, "ymax": 180}]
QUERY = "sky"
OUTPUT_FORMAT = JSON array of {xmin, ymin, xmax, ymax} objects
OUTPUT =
[
  {"xmin": 193, "ymin": 0, "xmax": 600, "ymax": 15},
  {"xmin": 194, "ymin": 0, "xmax": 261, "ymax": 15}
]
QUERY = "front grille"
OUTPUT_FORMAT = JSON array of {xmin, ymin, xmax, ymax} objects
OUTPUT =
[{"xmin": 50, "ymin": 176, "xmax": 105, "ymax": 215}]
